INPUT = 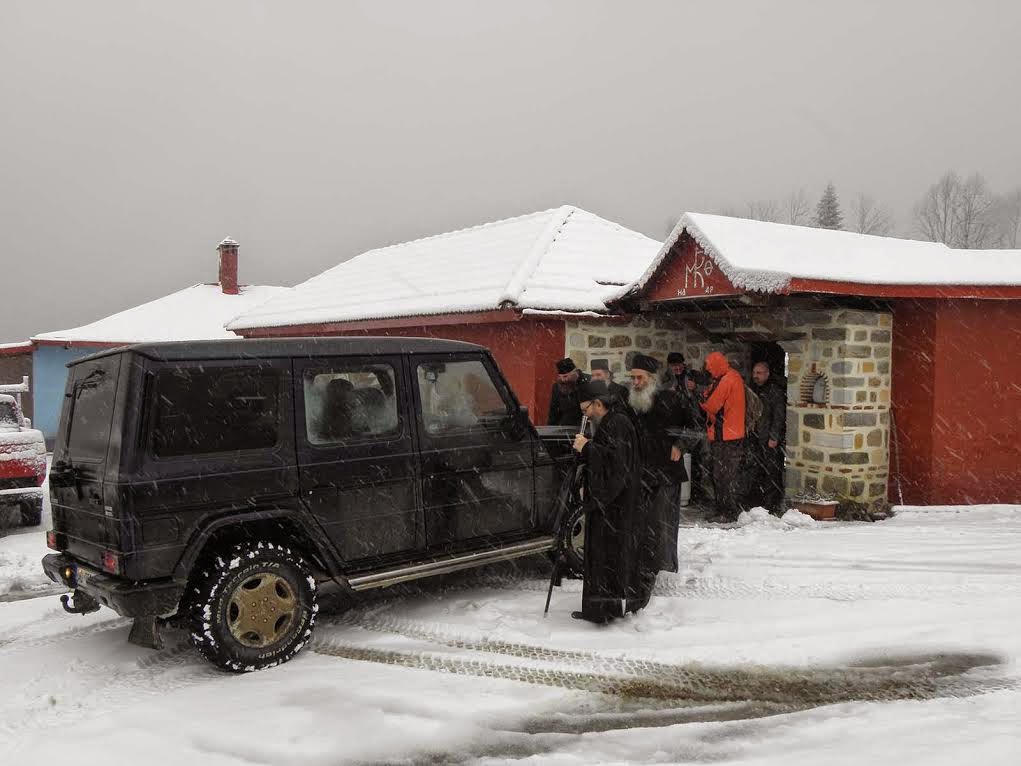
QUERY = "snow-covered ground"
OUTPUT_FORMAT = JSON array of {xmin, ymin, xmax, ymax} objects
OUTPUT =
[{"xmin": 1, "ymin": 492, "xmax": 1019, "ymax": 765}]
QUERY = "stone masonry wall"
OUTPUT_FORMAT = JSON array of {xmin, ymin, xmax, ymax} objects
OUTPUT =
[{"xmin": 564, "ymin": 316, "xmax": 751, "ymax": 383}]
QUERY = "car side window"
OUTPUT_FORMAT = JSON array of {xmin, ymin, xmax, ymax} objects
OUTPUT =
[
  {"xmin": 417, "ymin": 359, "xmax": 512, "ymax": 436},
  {"xmin": 150, "ymin": 367, "xmax": 280, "ymax": 457},
  {"xmin": 303, "ymin": 363, "xmax": 399, "ymax": 445}
]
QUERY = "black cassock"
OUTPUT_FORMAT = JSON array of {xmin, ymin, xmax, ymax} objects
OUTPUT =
[
  {"xmin": 579, "ymin": 404, "xmax": 646, "ymax": 621},
  {"xmin": 629, "ymin": 389, "xmax": 691, "ymax": 575}
]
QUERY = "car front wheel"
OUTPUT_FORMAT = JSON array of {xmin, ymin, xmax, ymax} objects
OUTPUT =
[
  {"xmin": 188, "ymin": 541, "xmax": 318, "ymax": 672},
  {"xmin": 558, "ymin": 502, "xmax": 586, "ymax": 577}
]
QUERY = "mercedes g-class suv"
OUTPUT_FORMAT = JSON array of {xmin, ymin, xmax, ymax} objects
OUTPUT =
[{"xmin": 43, "ymin": 338, "xmax": 579, "ymax": 671}]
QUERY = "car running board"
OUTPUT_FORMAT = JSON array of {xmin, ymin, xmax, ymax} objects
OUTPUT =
[{"xmin": 346, "ymin": 536, "xmax": 555, "ymax": 592}]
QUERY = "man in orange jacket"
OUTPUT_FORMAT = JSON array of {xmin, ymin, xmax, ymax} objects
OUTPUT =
[{"xmin": 700, "ymin": 352, "xmax": 746, "ymax": 522}]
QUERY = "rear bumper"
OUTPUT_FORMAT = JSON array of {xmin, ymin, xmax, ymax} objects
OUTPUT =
[
  {"xmin": 0, "ymin": 487, "xmax": 43, "ymax": 506},
  {"xmin": 42, "ymin": 554, "xmax": 185, "ymax": 618}
]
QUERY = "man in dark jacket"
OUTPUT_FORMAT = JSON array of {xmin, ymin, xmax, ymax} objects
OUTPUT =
[
  {"xmin": 627, "ymin": 354, "xmax": 690, "ymax": 576},
  {"xmin": 665, "ymin": 352, "xmax": 705, "ymax": 428},
  {"xmin": 547, "ymin": 357, "xmax": 590, "ymax": 426},
  {"xmin": 590, "ymin": 359, "xmax": 629, "ymax": 403},
  {"xmin": 571, "ymin": 379, "xmax": 646, "ymax": 622},
  {"xmin": 665, "ymin": 351, "xmax": 709, "ymax": 502},
  {"xmin": 747, "ymin": 362, "xmax": 787, "ymax": 513}
]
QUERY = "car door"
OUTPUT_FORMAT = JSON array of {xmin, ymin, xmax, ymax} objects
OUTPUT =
[
  {"xmin": 412, "ymin": 352, "xmax": 535, "ymax": 550},
  {"xmin": 293, "ymin": 355, "xmax": 420, "ymax": 564}
]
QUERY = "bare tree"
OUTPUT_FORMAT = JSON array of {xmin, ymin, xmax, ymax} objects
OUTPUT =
[
  {"xmin": 914, "ymin": 171, "xmax": 999, "ymax": 248},
  {"xmin": 955, "ymin": 173, "xmax": 998, "ymax": 249},
  {"xmin": 914, "ymin": 171, "xmax": 961, "ymax": 245},
  {"xmin": 851, "ymin": 194, "xmax": 895, "ymax": 236},
  {"xmin": 746, "ymin": 200, "xmax": 780, "ymax": 222},
  {"xmin": 994, "ymin": 188, "xmax": 1021, "ymax": 248},
  {"xmin": 782, "ymin": 189, "xmax": 811, "ymax": 225}
]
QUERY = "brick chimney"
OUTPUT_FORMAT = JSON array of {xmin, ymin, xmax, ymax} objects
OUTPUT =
[{"xmin": 217, "ymin": 237, "xmax": 239, "ymax": 295}]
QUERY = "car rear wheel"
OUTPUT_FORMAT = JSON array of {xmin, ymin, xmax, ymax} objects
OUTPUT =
[{"xmin": 188, "ymin": 541, "xmax": 317, "ymax": 672}]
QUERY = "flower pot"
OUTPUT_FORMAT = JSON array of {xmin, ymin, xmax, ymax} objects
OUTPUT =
[{"xmin": 792, "ymin": 500, "xmax": 839, "ymax": 520}]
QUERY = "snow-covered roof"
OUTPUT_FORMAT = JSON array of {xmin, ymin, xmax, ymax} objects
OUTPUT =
[
  {"xmin": 228, "ymin": 206, "xmax": 660, "ymax": 331},
  {"xmin": 632, "ymin": 213, "xmax": 1021, "ymax": 295},
  {"xmin": 33, "ymin": 284, "xmax": 287, "ymax": 344}
]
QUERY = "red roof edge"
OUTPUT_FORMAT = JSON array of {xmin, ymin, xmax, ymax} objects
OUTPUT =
[
  {"xmin": 0, "ymin": 342, "xmax": 33, "ymax": 357},
  {"xmin": 238, "ymin": 309, "xmax": 524, "ymax": 338},
  {"xmin": 789, "ymin": 278, "xmax": 1021, "ymax": 300},
  {"xmin": 31, "ymin": 339, "xmax": 132, "ymax": 350}
]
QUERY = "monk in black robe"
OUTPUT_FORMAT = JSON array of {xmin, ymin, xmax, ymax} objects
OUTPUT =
[
  {"xmin": 627, "ymin": 354, "xmax": 691, "ymax": 579},
  {"xmin": 571, "ymin": 380, "xmax": 646, "ymax": 623}
]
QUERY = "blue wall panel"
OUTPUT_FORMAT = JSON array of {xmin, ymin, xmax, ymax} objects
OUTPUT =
[{"xmin": 32, "ymin": 346, "xmax": 98, "ymax": 445}]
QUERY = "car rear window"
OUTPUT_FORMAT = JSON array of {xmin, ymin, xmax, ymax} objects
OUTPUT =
[
  {"xmin": 66, "ymin": 359, "xmax": 119, "ymax": 462},
  {"xmin": 0, "ymin": 401, "xmax": 18, "ymax": 426},
  {"xmin": 150, "ymin": 367, "xmax": 281, "ymax": 457}
]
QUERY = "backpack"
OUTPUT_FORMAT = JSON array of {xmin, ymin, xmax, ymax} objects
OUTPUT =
[{"xmin": 744, "ymin": 384, "xmax": 763, "ymax": 435}]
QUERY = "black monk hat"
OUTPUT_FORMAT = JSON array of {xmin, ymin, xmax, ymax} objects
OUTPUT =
[
  {"xmin": 666, "ymin": 352, "xmax": 685, "ymax": 365},
  {"xmin": 555, "ymin": 357, "xmax": 577, "ymax": 374},
  {"xmin": 577, "ymin": 379, "xmax": 612, "ymax": 404},
  {"xmin": 590, "ymin": 358, "xmax": 610, "ymax": 372},
  {"xmin": 630, "ymin": 353, "xmax": 660, "ymax": 374}
]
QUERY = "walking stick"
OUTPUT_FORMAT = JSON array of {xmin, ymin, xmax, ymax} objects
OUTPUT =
[{"xmin": 544, "ymin": 415, "xmax": 588, "ymax": 617}]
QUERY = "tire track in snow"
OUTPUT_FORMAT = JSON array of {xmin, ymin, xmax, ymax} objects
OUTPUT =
[
  {"xmin": 315, "ymin": 617, "xmax": 1013, "ymax": 707},
  {"xmin": 311, "ymin": 637, "xmax": 1009, "ymax": 708}
]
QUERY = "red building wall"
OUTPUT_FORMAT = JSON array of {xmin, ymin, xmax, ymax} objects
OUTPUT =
[
  {"xmin": 893, "ymin": 299, "xmax": 1021, "ymax": 504},
  {"xmin": 891, "ymin": 301, "xmax": 937, "ymax": 504},
  {"xmin": 298, "ymin": 317, "xmax": 566, "ymax": 425}
]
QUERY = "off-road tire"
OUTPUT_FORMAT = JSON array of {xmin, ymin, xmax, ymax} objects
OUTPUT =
[
  {"xmin": 188, "ymin": 541, "xmax": 318, "ymax": 672},
  {"xmin": 558, "ymin": 502, "xmax": 586, "ymax": 577},
  {"xmin": 20, "ymin": 498, "xmax": 42, "ymax": 527}
]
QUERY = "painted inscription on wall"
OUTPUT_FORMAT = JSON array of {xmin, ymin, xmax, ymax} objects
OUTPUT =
[
  {"xmin": 642, "ymin": 236, "xmax": 744, "ymax": 303},
  {"xmin": 678, "ymin": 251, "xmax": 715, "ymax": 296}
]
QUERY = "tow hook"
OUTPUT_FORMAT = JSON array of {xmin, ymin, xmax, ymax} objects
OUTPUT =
[{"xmin": 60, "ymin": 590, "xmax": 101, "ymax": 615}]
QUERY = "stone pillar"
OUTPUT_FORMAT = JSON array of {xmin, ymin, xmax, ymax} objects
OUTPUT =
[{"xmin": 783, "ymin": 309, "xmax": 892, "ymax": 512}]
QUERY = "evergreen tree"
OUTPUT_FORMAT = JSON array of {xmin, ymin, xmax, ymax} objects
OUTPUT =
[{"xmin": 813, "ymin": 183, "xmax": 844, "ymax": 229}]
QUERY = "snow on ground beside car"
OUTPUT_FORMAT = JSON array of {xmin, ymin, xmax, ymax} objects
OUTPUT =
[
  {"xmin": 1, "ymin": 504, "xmax": 1019, "ymax": 765},
  {"xmin": 0, "ymin": 459, "xmax": 53, "ymax": 599}
]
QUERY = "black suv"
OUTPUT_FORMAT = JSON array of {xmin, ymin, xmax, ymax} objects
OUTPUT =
[{"xmin": 43, "ymin": 338, "xmax": 577, "ymax": 671}]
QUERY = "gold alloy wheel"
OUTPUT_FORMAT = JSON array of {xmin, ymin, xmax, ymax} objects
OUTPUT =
[{"xmin": 227, "ymin": 572, "xmax": 299, "ymax": 648}]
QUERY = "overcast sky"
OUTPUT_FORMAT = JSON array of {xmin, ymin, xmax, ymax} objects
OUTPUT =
[{"xmin": 2, "ymin": 0, "xmax": 1019, "ymax": 342}]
